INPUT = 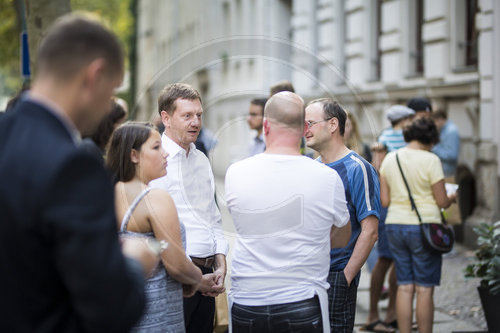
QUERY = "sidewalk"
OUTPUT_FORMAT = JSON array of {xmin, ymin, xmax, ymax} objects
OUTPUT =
[
  {"xmin": 215, "ymin": 176, "xmax": 488, "ymax": 332},
  {"xmin": 354, "ymin": 244, "xmax": 488, "ymax": 333}
]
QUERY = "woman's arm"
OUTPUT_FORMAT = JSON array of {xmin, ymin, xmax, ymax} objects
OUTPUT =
[
  {"xmin": 146, "ymin": 190, "xmax": 202, "ymax": 286},
  {"xmin": 431, "ymin": 179, "xmax": 457, "ymax": 209},
  {"xmin": 380, "ymin": 175, "xmax": 391, "ymax": 208}
]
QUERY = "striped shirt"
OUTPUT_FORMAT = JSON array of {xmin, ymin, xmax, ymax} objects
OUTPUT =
[
  {"xmin": 378, "ymin": 128, "xmax": 406, "ymax": 152},
  {"xmin": 323, "ymin": 151, "xmax": 381, "ymax": 277}
]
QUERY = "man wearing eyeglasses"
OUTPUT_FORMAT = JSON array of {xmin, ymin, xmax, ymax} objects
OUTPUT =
[
  {"xmin": 226, "ymin": 92, "xmax": 351, "ymax": 333},
  {"xmin": 305, "ymin": 98, "xmax": 381, "ymax": 333}
]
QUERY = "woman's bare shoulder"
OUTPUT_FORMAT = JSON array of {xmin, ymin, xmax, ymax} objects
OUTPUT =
[
  {"xmin": 148, "ymin": 188, "xmax": 174, "ymax": 202},
  {"xmin": 145, "ymin": 188, "xmax": 177, "ymax": 213}
]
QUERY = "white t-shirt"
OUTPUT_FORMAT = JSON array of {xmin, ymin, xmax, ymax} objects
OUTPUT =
[{"xmin": 225, "ymin": 153, "xmax": 349, "ymax": 306}]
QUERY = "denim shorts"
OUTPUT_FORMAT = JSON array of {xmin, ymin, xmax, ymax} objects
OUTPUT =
[
  {"xmin": 386, "ymin": 224, "xmax": 442, "ymax": 287},
  {"xmin": 377, "ymin": 213, "xmax": 393, "ymax": 260}
]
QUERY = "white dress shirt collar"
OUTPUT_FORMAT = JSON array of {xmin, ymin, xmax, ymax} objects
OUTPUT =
[
  {"xmin": 162, "ymin": 133, "xmax": 197, "ymax": 158},
  {"xmin": 152, "ymin": 133, "xmax": 229, "ymax": 257}
]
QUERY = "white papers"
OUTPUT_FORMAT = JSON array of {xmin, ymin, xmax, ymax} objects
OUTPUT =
[{"xmin": 445, "ymin": 183, "xmax": 459, "ymax": 196}]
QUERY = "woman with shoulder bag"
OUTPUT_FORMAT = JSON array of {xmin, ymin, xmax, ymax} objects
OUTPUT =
[{"xmin": 379, "ymin": 117, "xmax": 457, "ymax": 333}]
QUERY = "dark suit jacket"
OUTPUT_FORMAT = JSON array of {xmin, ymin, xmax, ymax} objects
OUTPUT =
[{"xmin": 0, "ymin": 100, "xmax": 145, "ymax": 332}]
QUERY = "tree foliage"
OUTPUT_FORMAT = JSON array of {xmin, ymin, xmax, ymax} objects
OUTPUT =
[
  {"xmin": 0, "ymin": 0, "xmax": 22, "ymax": 96},
  {"xmin": 26, "ymin": 0, "xmax": 71, "ymax": 75},
  {"xmin": 0, "ymin": 0, "xmax": 133, "ymax": 97},
  {"xmin": 71, "ymin": 0, "xmax": 133, "ymax": 66}
]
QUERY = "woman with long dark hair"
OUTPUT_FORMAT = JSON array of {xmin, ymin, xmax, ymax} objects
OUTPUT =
[{"xmin": 107, "ymin": 122, "xmax": 202, "ymax": 332}]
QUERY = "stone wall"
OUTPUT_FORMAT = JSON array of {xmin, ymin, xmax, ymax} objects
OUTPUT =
[{"xmin": 135, "ymin": 0, "xmax": 499, "ymax": 230}]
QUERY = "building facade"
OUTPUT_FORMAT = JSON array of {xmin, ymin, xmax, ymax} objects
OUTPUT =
[{"xmin": 135, "ymin": 0, "xmax": 500, "ymax": 238}]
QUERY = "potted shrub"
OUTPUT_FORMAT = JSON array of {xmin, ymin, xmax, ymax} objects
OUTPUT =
[{"xmin": 465, "ymin": 221, "xmax": 500, "ymax": 332}]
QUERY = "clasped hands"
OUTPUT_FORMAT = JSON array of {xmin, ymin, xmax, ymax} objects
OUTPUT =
[{"xmin": 183, "ymin": 268, "xmax": 225, "ymax": 298}]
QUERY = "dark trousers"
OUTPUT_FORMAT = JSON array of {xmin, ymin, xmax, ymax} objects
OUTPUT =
[
  {"xmin": 183, "ymin": 266, "xmax": 215, "ymax": 333},
  {"xmin": 327, "ymin": 269, "xmax": 358, "ymax": 333},
  {"xmin": 231, "ymin": 296, "xmax": 322, "ymax": 333}
]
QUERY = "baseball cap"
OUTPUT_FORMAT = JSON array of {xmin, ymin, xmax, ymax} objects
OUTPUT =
[
  {"xmin": 386, "ymin": 105, "xmax": 415, "ymax": 122},
  {"xmin": 407, "ymin": 97, "xmax": 432, "ymax": 112}
]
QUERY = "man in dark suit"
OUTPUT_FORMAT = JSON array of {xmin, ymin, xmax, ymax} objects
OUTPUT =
[{"xmin": 0, "ymin": 14, "xmax": 158, "ymax": 332}]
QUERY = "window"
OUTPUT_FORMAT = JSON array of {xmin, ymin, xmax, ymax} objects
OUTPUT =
[
  {"xmin": 223, "ymin": 1, "xmax": 230, "ymax": 36},
  {"xmin": 370, "ymin": 0, "xmax": 382, "ymax": 81},
  {"xmin": 413, "ymin": 0, "xmax": 424, "ymax": 75},
  {"xmin": 465, "ymin": 0, "xmax": 478, "ymax": 67},
  {"xmin": 335, "ymin": 0, "xmax": 346, "ymax": 82},
  {"xmin": 452, "ymin": 0, "xmax": 478, "ymax": 70}
]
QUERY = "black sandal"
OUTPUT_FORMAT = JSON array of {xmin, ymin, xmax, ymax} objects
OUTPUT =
[
  {"xmin": 385, "ymin": 319, "xmax": 398, "ymax": 329},
  {"xmin": 360, "ymin": 320, "xmax": 396, "ymax": 333}
]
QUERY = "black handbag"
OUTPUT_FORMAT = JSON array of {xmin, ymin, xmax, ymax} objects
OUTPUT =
[{"xmin": 395, "ymin": 153, "xmax": 454, "ymax": 254}]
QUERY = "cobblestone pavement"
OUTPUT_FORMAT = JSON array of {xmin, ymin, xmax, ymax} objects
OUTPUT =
[
  {"xmin": 355, "ymin": 243, "xmax": 487, "ymax": 332},
  {"xmin": 434, "ymin": 244, "xmax": 487, "ymax": 331},
  {"xmin": 216, "ymin": 176, "xmax": 488, "ymax": 332}
]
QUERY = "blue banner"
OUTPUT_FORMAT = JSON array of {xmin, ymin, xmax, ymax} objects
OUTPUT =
[{"xmin": 21, "ymin": 31, "xmax": 30, "ymax": 78}]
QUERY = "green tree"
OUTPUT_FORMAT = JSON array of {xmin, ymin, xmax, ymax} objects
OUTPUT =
[
  {"xmin": 71, "ymin": 0, "xmax": 135, "ymax": 110},
  {"xmin": 71, "ymin": 0, "xmax": 133, "ymax": 66},
  {"xmin": 0, "ymin": 0, "xmax": 133, "ymax": 99},
  {"xmin": 0, "ymin": 0, "xmax": 23, "ymax": 96},
  {"xmin": 26, "ymin": 0, "xmax": 71, "ymax": 74}
]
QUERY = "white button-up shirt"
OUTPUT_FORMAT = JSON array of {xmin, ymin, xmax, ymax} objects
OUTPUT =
[{"xmin": 150, "ymin": 134, "xmax": 228, "ymax": 258}]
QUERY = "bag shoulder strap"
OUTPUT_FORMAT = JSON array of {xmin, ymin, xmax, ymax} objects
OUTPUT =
[{"xmin": 395, "ymin": 153, "xmax": 423, "ymax": 223}]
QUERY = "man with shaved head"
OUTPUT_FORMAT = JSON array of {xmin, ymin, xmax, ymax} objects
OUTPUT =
[
  {"xmin": 305, "ymin": 98, "xmax": 381, "ymax": 332},
  {"xmin": 225, "ymin": 92, "xmax": 351, "ymax": 332}
]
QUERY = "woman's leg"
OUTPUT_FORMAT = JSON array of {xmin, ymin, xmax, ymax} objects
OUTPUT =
[
  {"xmin": 396, "ymin": 284, "xmax": 415, "ymax": 333},
  {"xmin": 415, "ymin": 285, "xmax": 434, "ymax": 333},
  {"xmin": 363, "ymin": 257, "xmax": 395, "ymax": 332},
  {"xmin": 384, "ymin": 263, "xmax": 397, "ymax": 324},
  {"xmin": 368, "ymin": 257, "xmax": 392, "ymax": 322}
]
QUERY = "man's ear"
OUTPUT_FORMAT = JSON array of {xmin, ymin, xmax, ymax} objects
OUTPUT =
[
  {"xmin": 130, "ymin": 149, "xmax": 140, "ymax": 164},
  {"xmin": 263, "ymin": 118, "xmax": 270, "ymax": 136},
  {"xmin": 160, "ymin": 110, "xmax": 170, "ymax": 128},
  {"xmin": 82, "ymin": 58, "xmax": 107, "ymax": 89},
  {"xmin": 329, "ymin": 117, "xmax": 339, "ymax": 134}
]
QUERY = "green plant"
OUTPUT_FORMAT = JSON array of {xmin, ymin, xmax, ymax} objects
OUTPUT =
[{"xmin": 465, "ymin": 221, "xmax": 500, "ymax": 295}]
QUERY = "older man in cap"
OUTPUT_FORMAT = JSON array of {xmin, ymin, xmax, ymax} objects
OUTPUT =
[{"xmin": 378, "ymin": 105, "xmax": 415, "ymax": 152}]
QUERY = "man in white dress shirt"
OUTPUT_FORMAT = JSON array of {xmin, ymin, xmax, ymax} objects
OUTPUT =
[
  {"xmin": 150, "ymin": 83, "xmax": 229, "ymax": 333},
  {"xmin": 225, "ymin": 91, "xmax": 351, "ymax": 333}
]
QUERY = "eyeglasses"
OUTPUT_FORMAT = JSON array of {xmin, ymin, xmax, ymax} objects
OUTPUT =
[{"xmin": 306, "ymin": 118, "xmax": 332, "ymax": 128}]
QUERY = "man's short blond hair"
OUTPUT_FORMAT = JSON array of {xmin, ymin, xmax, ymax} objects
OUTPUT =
[{"xmin": 157, "ymin": 83, "xmax": 202, "ymax": 115}]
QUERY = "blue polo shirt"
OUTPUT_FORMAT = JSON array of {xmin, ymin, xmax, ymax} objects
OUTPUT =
[{"xmin": 323, "ymin": 151, "xmax": 381, "ymax": 276}]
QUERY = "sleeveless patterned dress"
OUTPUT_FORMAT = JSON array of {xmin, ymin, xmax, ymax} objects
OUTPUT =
[{"xmin": 120, "ymin": 187, "xmax": 186, "ymax": 333}]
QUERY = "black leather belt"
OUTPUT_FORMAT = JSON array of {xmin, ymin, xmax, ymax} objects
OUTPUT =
[{"xmin": 191, "ymin": 256, "xmax": 214, "ymax": 268}]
